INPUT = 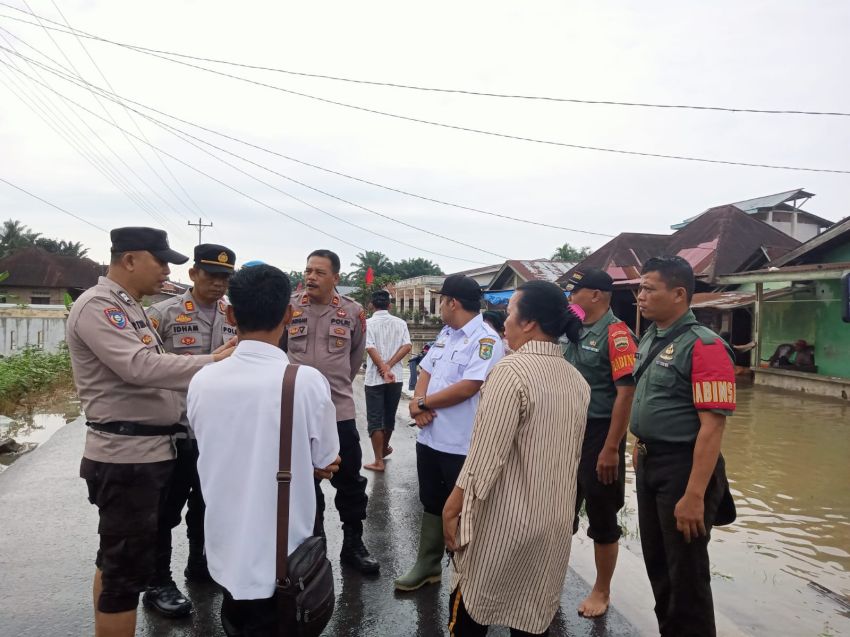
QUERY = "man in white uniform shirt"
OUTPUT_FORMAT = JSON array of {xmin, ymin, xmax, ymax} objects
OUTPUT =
[
  {"xmin": 394, "ymin": 274, "xmax": 504, "ymax": 592},
  {"xmin": 364, "ymin": 289, "xmax": 411, "ymax": 472},
  {"xmin": 188, "ymin": 264, "xmax": 340, "ymax": 635}
]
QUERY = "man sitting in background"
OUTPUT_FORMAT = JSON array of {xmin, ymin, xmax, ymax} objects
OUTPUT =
[{"xmin": 188, "ymin": 264, "xmax": 340, "ymax": 635}]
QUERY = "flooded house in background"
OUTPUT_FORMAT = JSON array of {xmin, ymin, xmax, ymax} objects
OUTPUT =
[
  {"xmin": 715, "ymin": 216, "xmax": 850, "ymax": 399},
  {"xmin": 0, "ymin": 247, "xmax": 105, "ymax": 355}
]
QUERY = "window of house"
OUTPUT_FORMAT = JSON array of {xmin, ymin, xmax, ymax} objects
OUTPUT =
[{"xmin": 30, "ymin": 296, "xmax": 51, "ymax": 305}]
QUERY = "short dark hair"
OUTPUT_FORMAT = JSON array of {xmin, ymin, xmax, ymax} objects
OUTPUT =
[
  {"xmin": 482, "ymin": 310, "xmax": 506, "ymax": 334},
  {"xmin": 110, "ymin": 251, "xmax": 129, "ymax": 265},
  {"xmin": 227, "ymin": 264, "xmax": 291, "ymax": 332},
  {"xmin": 449, "ymin": 295, "xmax": 481, "ymax": 313},
  {"xmin": 371, "ymin": 291, "xmax": 391, "ymax": 310},
  {"xmin": 307, "ymin": 249, "xmax": 340, "ymax": 274},
  {"xmin": 641, "ymin": 256, "xmax": 695, "ymax": 302},
  {"xmin": 515, "ymin": 280, "xmax": 581, "ymax": 342}
]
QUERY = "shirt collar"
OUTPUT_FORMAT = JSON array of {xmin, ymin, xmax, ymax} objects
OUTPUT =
[
  {"xmin": 372, "ymin": 310, "xmax": 389, "ymax": 316},
  {"xmin": 653, "ymin": 309, "xmax": 697, "ymax": 337},
  {"xmin": 101, "ymin": 276, "xmax": 137, "ymax": 305},
  {"xmin": 234, "ymin": 339, "xmax": 287, "ymax": 360},
  {"xmin": 584, "ymin": 308, "xmax": 615, "ymax": 337},
  {"xmin": 459, "ymin": 313, "xmax": 484, "ymax": 337},
  {"xmin": 516, "ymin": 339, "xmax": 564, "ymax": 357}
]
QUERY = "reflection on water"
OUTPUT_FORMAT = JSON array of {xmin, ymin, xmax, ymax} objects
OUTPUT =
[
  {"xmin": 622, "ymin": 384, "xmax": 850, "ymax": 636},
  {"xmin": 0, "ymin": 398, "xmax": 81, "ymax": 468}
]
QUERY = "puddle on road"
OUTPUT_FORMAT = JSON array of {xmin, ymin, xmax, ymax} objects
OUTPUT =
[
  {"xmin": 0, "ymin": 393, "xmax": 80, "ymax": 470},
  {"xmin": 611, "ymin": 383, "xmax": 850, "ymax": 636}
]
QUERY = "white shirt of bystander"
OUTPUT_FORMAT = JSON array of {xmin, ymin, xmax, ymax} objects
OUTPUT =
[
  {"xmin": 365, "ymin": 310, "xmax": 412, "ymax": 386},
  {"xmin": 188, "ymin": 339, "xmax": 339, "ymax": 600}
]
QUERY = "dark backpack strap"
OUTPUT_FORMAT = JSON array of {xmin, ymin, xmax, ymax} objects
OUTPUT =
[
  {"xmin": 633, "ymin": 323, "xmax": 695, "ymax": 384},
  {"xmin": 276, "ymin": 364, "xmax": 299, "ymax": 586}
]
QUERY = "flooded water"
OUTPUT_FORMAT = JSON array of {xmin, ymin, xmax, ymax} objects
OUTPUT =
[
  {"xmin": 620, "ymin": 383, "xmax": 850, "ymax": 637},
  {"xmin": 0, "ymin": 397, "xmax": 81, "ymax": 470}
]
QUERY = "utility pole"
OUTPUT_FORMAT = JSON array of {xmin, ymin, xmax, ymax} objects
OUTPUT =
[{"xmin": 187, "ymin": 217, "xmax": 213, "ymax": 245}]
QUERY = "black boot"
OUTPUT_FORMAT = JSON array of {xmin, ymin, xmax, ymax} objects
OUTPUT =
[
  {"xmin": 184, "ymin": 541, "xmax": 211, "ymax": 582},
  {"xmin": 142, "ymin": 582, "xmax": 193, "ymax": 618},
  {"xmin": 340, "ymin": 523, "xmax": 379, "ymax": 574}
]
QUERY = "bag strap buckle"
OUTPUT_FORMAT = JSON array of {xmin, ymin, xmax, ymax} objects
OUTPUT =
[{"xmin": 276, "ymin": 470, "xmax": 292, "ymax": 483}]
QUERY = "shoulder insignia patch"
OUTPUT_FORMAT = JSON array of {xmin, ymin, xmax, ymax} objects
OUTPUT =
[
  {"xmin": 184, "ymin": 300, "xmax": 195, "ymax": 312},
  {"xmin": 479, "ymin": 337, "xmax": 496, "ymax": 345},
  {"xmin": 611, "ymin": 329, "xmax": 630, "ymax": 352},
  {"xmin": 478, "ymin": 341, "xmax": 494, "ymax": 360},
  {"xmin": 180, "ymin": 336, "xmax": 197, "ymax": 346},
  {"xmin": 175, "ymin": 313, "xmax": 193, "ymax": 324},
  {"xmin": 104, "ymin": 307, "xmax": 127, "ymax": 329},
  {"xmin": 141, "ymin": 334, "xmax": 153, "ymax": 345},
  {"xmin": 117, "ymin": 290, "xmax": 133, "ymax": 305},
  {"xmin": 337, "ymin": 309, "xmax": 347, "ymax": 318},
  {"xmin": 149, "ymin": 317, "xmax": 160, "ymax": 330}
]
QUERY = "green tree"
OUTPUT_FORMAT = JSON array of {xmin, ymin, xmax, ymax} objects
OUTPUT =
[
  {"xmin": 34, "ymin": 237, "xmax": 89, "ymax": 258},
  {"xmin": 338, "ymin": 272, "xmax": 359, "ymax": 287},
  {"xmin": 350, "ymin": 251, "xmax": 394, "ymax": 279},
  {"xmin": 0, "ymin": 219, "xmax": 89, "ymax": 258},
  {"xmin": 551, "ymin": 243, "xmax": 592, "ymax": 262},
  {"xmin": 393, "ymin": 258, "xmax": 443, "ymax": 279},
  {"xmin": 288, "ymin": 270, "xmax": 305, "ymax": 286}
]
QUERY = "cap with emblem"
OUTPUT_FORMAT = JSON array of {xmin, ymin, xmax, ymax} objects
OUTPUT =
[
  {"xmin": 433, "ymin": 274, "xmax": 482, "ymax": 303},
  {"xmin": 110, "ymin": 227, "xmax": 189, "ymax": 264},
  {"xmin": 563, "ymin": 268, "xmax": 613, "ymax": 293},
  {"xmin": 194, "ymin": 243, "xmax": 236, "ymax": 274}
]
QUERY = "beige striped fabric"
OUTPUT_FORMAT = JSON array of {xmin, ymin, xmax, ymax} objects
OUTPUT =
[{"xmin": 451, "ymin": 339, "xmax": 590, "ymax": 634}]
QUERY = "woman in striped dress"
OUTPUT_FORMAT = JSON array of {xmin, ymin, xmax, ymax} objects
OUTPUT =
[{"xmin": 443, "ymin": 280, "xmax": 590, "ymax": 636}]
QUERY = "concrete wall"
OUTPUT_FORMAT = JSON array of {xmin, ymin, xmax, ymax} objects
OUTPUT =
[
  {"xmin": 0, "ymin": 305, "xmax": 68, "ymax": 356},
  {"xmin": 0, "ymin": 287, "xmax": 64, "ymax": 305}
]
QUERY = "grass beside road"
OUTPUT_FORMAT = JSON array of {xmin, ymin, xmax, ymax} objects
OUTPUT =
[{"xmin": 0, "ymin": 346, "xmax": 73, "ymax": 411}]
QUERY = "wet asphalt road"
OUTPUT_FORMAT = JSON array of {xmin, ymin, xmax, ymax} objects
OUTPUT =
[{"xmin": 0, "ymin": 378, "xmax": 639, "ymax": 636}]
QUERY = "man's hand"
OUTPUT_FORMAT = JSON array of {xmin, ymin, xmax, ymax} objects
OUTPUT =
[
  {"xmin": 378, "ymin": 363, "xmax": 391, "ymax": 379},
  {"xmin": 443, "ymin": 513, "xmax": 460, "ymax": 552},
  {"xmin": 409, "ymin": 398, "xmax": 424, "ymax": 417},
  {"xmin": 314, "ymin": 455, "xmax": 341, "ymax": 481},
  {"xmin": 674, "ymin": 492, "xmax": 706, "ymax": 543},
  {"xmin": 596, "ymin": 445, "xmax": 620, "ymax": 485},
  {"xmin": 212, "ymin": 336, "xmax": 238, "ymax": 362},
  {"xmin": 414, "ymin": 410, "xmax": 435, "ymax": 428},
  {"xmin": 384, "ymin": 370, "xmax": 396, "ymax": 383}
]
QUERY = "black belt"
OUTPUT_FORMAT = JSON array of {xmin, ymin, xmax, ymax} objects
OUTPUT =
[
  {"xmin": 635, "ymin": 439, "xmax": 694, "ymax": 456},
  {"xmin": 86, "ymin": 421, "xmax": 187, "ymax": 436}
]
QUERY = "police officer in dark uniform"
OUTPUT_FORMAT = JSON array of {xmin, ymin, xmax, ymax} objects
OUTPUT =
[
  {"xmin": 562, "ymin": 268, "xmax": 638, "ymax": 618},
  {"xmin": 143, "ymin": 244, "xmax": 237, "ymax": 616},
  {"xmin": 631, "ymin": 256, "xmax": 736, "ymax": 637}
]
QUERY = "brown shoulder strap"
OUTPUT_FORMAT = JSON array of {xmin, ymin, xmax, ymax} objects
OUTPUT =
[{"xmin": 276, "ymin": 364, "xmax": 299, "ymax": 584}]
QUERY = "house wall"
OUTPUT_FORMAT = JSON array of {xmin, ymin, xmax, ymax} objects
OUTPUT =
[
  {"xmin": 0, "ymin": 287, "xmax": 64, "ymax": 305},
  {"xmin": 0, "ymin": 305, "xmax": 68, "ymax": 355}
]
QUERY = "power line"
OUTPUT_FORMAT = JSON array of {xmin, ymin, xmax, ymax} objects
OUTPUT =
[
  {"xmin": 0, "ymin": 56, "xmax": 493, "ymax": 264},
  {"xmin": 0, "ymin": 4, "xmax": 847, "ymax": 118},
  {"xmin": 1, "ymin": 44, "xmax": 499, "ymax": 262},
  {"xmin": 0, "ymin": 175, "xmax": 108, "ymax": 232},
  {"xmin": 0, "ymin": 11, "xmax": 847, "ymax": 175}
]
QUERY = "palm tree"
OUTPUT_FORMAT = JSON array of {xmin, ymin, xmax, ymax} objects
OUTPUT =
[
  {"xmin": 350, "ymin": 251, "xmax": 394, "ymax": 279},
  {"xmin": 393, "ymin": 258, "xmax": 443, "ymax": 279},
  {"xmin": 0, "ymin": 219, "xmax": 41, "ymax": 258},
  {"xmin": 551, "ymin": 243, "xmax": 592, "ymax": 262},
  {"xmin": 35, "ymin": 238, "xmax": 89, "ymax": 258}
]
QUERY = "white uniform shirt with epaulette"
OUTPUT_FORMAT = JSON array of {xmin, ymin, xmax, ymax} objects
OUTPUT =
[
  {"xmin": 148, "ymin": 289, "xmax": 236, "ymax": 428},
  {"xmin": 418, "ymin": 313, "xmax": 505, "ymax": 456},
  {"xmin": 66, "ymin": 276, "xmax": 212, "ymax": 464}
]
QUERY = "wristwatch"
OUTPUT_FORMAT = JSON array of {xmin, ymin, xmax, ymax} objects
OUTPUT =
[{"xmin": 417, "ymin": 397, "xmax": 427, "ymax": 411}]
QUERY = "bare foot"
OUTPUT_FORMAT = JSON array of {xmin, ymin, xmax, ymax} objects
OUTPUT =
[
  {"xmin": 578, "ymin": 589, "xmax": 610, "ymax": 618},
  {"xmin": 363, "ymin": 462, "xmax": 385, "ymax": 472},
  {"xmin": 382, "ymin": 446, "xmax": 394, "ymax": 458}
]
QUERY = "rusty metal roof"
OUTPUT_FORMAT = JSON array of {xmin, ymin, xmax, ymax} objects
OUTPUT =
[{"xmin": 0, "ymin": 247, "xmax": 104, "ymax": 290}]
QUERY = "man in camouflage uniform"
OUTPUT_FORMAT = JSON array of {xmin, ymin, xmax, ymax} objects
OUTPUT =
[
  {"xmin": 562, "ymin": 268, "xmax": 637, "ymax": 618},
  {"xmin": 144, "ymin": 243, "xmax": 237, "ymax": 616},
  {"xmin": 631, "ymin": 256, "xmax": 736, "ymax": 637},
  {"xmin": 284, "ymin": 249, "xmax": 378, "ymax": 574}
]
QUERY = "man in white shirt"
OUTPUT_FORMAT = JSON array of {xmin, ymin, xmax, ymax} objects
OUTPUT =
[
  {"xmin": 394, "ymin": 275, "xmax": 504, "ymax": 592},
  {"xmin": 188, "ymin": 264, "xmax": 340, "ymax": 635},
  {"xmin": 364, "ymin": 289, "xmax": 412, "ymax": 472}
]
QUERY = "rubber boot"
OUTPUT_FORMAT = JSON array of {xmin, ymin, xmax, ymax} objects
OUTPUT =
[
  {"xmin": 394, "ymin": 512, "xmax": 445, "ymax": 591},
  {"xmin": 340, "ymin": 522, "xmax": 380, "ymax": 574}
]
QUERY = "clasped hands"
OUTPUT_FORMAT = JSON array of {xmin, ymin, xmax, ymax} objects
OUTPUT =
[
  {"xmin": 314, "ymin": 455, "xmax": 342, "ymax": 481},
  {"xmin": 409, "ymin": 397, "xmax": 436, "ymax": 428}
]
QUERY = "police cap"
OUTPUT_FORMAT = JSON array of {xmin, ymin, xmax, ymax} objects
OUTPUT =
[
  {"xmin": 110, "ymin": 227, "xmax": 188, "ymax": 264},
  {"xmin": 194, "ymin": 243, "xmax": 236, "ymax": 274},
  {"xmin": 563, "ymin": 268, "xmax": 613, "ymax": 293},
  {"xmin": 433, "ymin": 274, "xmax": 482, "ymax": 303}
]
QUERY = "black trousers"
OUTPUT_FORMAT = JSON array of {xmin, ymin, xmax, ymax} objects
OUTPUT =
[
  {"xmin": 635, "ymin": 442, "xmax": 727, "ymax": 637},
  {"xmin": 154, "ymin": 438, "xmax": 205, "ymax": 583},
  {"xmin": 314, "ymin": 419, "xmax": 368, "ymax": 534},
  {"xmin": 448, "ymin": 588, "xmax": 548, "ymax": 637},
  {"xmin": 364, "ymin": 382, "xmax": 403, "ymax": 435},
  {"xmin": 220, "ymin": 588, "xmax": 287, "ymax": 637},
  {"xmin": 416, "ymin": 442, "xmax": 466, "ymax": 516}
]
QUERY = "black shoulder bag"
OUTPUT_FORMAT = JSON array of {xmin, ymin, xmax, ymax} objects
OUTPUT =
[{"xmin": 276, "ymin": 364, "xmax": 335, "ymax": 637}]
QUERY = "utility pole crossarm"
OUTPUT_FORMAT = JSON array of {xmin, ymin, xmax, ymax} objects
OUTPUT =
[{"xmin": 187, "ymin": 217, "xmax": 213, "ymax": 245}]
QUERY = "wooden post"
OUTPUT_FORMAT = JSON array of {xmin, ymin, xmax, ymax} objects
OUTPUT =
[
  {"xmin": 633, "ymin": 289, "xmax": 641, "ymax": 337},
  {"xmin": 753, "ymin": 282, "xmax": 763, "ymax": 368}
]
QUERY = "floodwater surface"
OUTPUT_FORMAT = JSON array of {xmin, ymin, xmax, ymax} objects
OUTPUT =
[{"xmin": 618, "ymin": 383, "xmax": 850, "ymax": 636}]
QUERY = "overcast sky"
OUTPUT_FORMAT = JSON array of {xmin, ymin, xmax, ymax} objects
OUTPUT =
[{"xmin": 0, "ymin": 1, "xmax": 848, "ymax": 282}]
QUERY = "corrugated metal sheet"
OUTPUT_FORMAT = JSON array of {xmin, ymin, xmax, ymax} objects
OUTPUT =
[{"xmin": 731, "ymin": 189, "xmax": 813, "ymax": 212}]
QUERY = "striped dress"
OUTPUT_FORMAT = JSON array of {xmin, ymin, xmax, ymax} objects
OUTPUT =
[{"xmin": 451, "ymin": 339, "xmax": 590, "ymax": 634}]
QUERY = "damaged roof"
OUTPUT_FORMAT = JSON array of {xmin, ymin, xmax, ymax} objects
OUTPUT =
[
  {"xmin": 490, "ymin": 260, "xmax": 575, "ymax": 290},
  {"xmin": 0, "ymin": 247, "xmax": 104, "ymax": 290}
]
